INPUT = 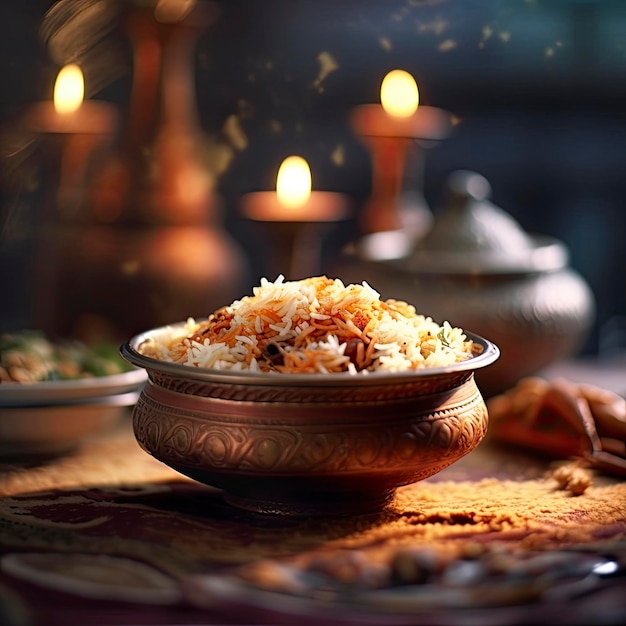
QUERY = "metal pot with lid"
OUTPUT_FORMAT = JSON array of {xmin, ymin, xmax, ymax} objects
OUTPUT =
[{"xmin": 340, "ymin": 170, "xmax": 596, "ymax": 397}]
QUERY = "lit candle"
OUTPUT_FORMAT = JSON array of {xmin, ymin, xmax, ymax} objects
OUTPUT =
[
  {"xmin": 242, "ymin": 156, "xmax": 348, "ymax": 222},
  {"xmin": 350, "ymin": 69, "xmax": 450, "ymax": 139},
  {"xmin": 381, "ymin": 69, "xmax": 420, "ymax": 118},
  {"xmin": 241, "ymin": 156, "xmax": 349, "ymax": 279},
  {"xmin": 349, "ymin": 70, "xmax": 451, "ymax": 236},
  {"xmin": 23, "ymin": 63, "xmax": 116, "ymax": 135},
  {"xmin": 20, "ymin": 64, "xmax": 118, "ymax": 220}
]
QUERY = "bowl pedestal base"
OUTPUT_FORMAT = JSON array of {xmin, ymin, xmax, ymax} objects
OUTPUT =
[{"xmin": 166, "ymin": 464, "xmax": 443, "ymax": 517}]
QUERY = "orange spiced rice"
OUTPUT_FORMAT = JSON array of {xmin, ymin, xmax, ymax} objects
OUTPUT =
[{"xmin": 139, "ymin": 275, "xmax": 476, "ymax": 374}]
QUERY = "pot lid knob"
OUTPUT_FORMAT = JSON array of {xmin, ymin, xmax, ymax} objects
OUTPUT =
[
  {"xmin": 403, "ymin": 170, "xmax": 569, "ymax": 273},
  {"xmin": 417, "ymin": 170, "xmax": 532, "ymax": 254}
]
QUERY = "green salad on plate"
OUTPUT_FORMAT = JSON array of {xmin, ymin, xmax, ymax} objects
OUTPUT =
[{"xmin": 0, "ymin": 331, "xmax": 133, "ymax": 384}]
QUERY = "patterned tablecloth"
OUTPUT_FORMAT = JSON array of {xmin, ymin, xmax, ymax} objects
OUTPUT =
[{"xmin": 0, "ymin": 411, "xmax": 625, "ymax": 626}]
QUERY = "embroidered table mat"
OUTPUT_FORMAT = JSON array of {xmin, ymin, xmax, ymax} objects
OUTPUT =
[{"xmin": 0, "ymin": 417, "xmax": 625, "ymax": 626}]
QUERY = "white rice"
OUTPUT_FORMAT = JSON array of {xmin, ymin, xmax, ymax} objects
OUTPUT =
[{"xmin": 138, "ymin": 275, "xmax": 477, "ymax": 374}]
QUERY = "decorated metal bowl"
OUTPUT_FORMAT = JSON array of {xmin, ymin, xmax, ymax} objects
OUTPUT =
[{"xmin": 120, "ymin": 323, "xmax": 498, "ymax": 517}]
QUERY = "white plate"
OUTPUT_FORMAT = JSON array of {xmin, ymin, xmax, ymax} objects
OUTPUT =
[
  {"xmin": 0, "ymin": 390, "xmax": 141, "ymax": 457},
  {"xmin": 0, "ymin": 368, "xmax": 147, "ymax": 407}
]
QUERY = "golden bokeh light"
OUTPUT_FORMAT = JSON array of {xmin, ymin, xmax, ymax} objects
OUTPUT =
[
  {"xmin": 380, "ymin": 69, "xmax": 419, "ymax": 118},
  {"xmin": 276, "ymin": 156, "xmax": 312, "ymax": 208},
  {"xmin": 53, "ymin": 63, "xmax": 84, "ymax": 114}
]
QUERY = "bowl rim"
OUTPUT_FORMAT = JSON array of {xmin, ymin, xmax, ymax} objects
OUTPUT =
[{"xmin": 120, "ymin": 323, "xmax": 500, "ymax": 387}]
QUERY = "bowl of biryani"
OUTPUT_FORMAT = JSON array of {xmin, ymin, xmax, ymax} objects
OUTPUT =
[{"xmin": 120, "ymin": 276, "xmax": 499, "ymax": 516}]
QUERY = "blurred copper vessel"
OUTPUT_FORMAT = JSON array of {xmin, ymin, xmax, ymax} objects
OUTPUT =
[{"xmin": 35, "ymin": 0, "xmax": 248, "ymax": 343}]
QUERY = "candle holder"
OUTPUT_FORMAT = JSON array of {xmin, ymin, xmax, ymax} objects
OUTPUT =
[
  {"xmin": 28, "ymin": 116, "xmax": 118, "ymax": 222},
  {"xmin": 241, "ymin": 190, "xmax": 348, "ymax": 280},
  {"xmin": 243, "ymin": 221, "xmax": 335, "ymax": 281},
  {"xmin": 20, "ymin": 90, "xmax": 118, "ymax": 336},
  {"xmin": 349, "ymin": 103, "xmax": 452, "ymax": 238}
]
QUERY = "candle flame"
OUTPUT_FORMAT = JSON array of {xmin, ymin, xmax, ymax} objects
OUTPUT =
[
  {"xmin": 276, "ymin": 156, "xmax": 311, "ymax": 208},
  {"xmin": 380, "ymin": 69, "xmax": 419, "ymax": 118},
  {"xmin": 54, "ymin": 64, "xmax": 84, "ymax": 115}
]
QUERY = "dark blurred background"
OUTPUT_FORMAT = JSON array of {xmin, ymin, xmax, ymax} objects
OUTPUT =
[{"xmin": 1, "ymin": 0, "xmax": 625, "ymax": 356}]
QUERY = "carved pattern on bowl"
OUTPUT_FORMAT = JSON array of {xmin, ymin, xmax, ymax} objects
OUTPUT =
[
  {"xmin": 132, "ymin": 382, "xmax": 487, "ymax": 477},
  {"xmin": 147, "ymin": 371, "xmax": 473, "ymax": 403}
]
